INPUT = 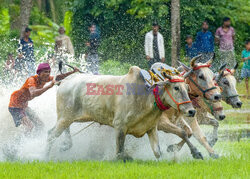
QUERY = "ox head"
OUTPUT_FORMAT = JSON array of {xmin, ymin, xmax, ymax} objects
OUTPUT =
[
  {"xmin": 152, "ymin": 74, "xmax": 196, "ymax": 117},
  {"xmin": 178, "ymin": 55, "xmax": 221, "ymax": 102},
  {"xmin": 203, "ymin": 98, "xmax": 225, "ymax": 120},
  {"xmin": 215, "ymin": 63, "xmax": 242, "ymax": 108}
]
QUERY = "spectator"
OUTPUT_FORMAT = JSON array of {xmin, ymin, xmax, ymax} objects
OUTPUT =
[
  {"xmin": 195, "ymin": 21, "xmax": 214, "ymax": 62},
  {"xmin": 85, "ymin": 24, "xmax": 100, "ymax": 74},
  {"xmin": 145, "ymin": 22, "xmax": 165, "ymax": 68},
  {"xmin": 55, "ymin": 27, "xmax": 74, "ymax": 56},
  {"xmin": 215, "ymin": 17, "xmax": 236, "ymax": 69},
  {"xmin": 241, "ymin": 40, "xmax": 250, "ymax": 98},
  {"xmin": 185, "ymin": 35, "xmax": 198, "ymax": 61},
  {"xmin": 17, "ymin": 27, "xmax": 36, "ymax": 76},
  {"xmin": 54, "ymin": 27, "xmax": 74, "ymax": 72}
]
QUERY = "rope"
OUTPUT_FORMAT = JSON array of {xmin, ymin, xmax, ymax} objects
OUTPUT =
[{"xmin": 72, "ymin": 122, "xmax": 95, "ymax": 137}]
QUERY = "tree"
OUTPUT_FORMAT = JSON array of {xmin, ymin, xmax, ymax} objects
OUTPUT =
[
  {"xmin": 20, "ymin": 0, "xmax": 32, "ymax": 38},
  {"xmin": 171, "ymin": 0, "xmax": 180, "ymax": 67}
]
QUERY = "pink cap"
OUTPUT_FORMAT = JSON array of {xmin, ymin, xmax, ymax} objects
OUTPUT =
[{"xmin": 36, "ymin": 63, "xmax": 51, "ymax": 74}]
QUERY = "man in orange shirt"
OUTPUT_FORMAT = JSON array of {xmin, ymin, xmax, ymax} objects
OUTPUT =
[{"xmin": 8, "ymin": 63, "xmax": 79, "ymax": 133}]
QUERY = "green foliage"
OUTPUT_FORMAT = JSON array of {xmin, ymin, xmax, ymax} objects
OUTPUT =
[
  {"xmin": 71, "ymin": 0, "xmax": 250, "ymax": 67},
  {"xmin": 99, "ymin": 59, "xmax": 131, "ymax": 75},
  {"xmin": 64, "ymin": 11, "xmax": 73, "ymax": 36},
  {"xmin": 0, "ymin": 8, "xmax": 10, "ymax": 34}
]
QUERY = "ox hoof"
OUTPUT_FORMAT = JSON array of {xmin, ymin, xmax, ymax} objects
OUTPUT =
[
  {"xmin": 167, "ymin": 144, "xmax": 181, "ymax": 152},
  {"xmin": 191, "ymin": 148, "xmax": 203, "ymax": 160},
  {"xmin": 116, "ymin": 153, "xmax": 133, "ymax": 162},
  {"xmin": 209, "ymin": 153, "xmax": 219, "ymax": 159},
  {"xmin": 208, "ymin": 138, "xmax": 218, "ymax": 147},
  {"xmin": 59, "ymin": 141, "xmax": 73, "ymax": 152},
  {"xmin": 192, "ymin": 151, "xmax": 203, "ymax": 160}
]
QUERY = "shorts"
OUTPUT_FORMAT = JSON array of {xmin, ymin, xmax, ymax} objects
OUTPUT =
[
  {"xmin": 8, "ymin": 107, "xmax": 26, "ymax": 127},
  {"xmin": 241, "ymin": 68, "xmax": 250, "ymax": 78}
]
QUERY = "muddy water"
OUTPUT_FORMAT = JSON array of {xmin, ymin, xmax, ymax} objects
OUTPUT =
[{"xmin": 0, "ymin": 79, "xmax": 248, "ymax": 162}]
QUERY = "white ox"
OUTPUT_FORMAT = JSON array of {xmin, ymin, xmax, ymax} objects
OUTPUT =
[{"xmin": 46, "ymin": 66, "xmax": 195, "ymax": 160}]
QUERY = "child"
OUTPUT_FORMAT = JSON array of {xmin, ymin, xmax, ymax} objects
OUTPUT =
[
  {"xmin": 241, "ymin": 40, "xmax": 250, "ymax": 97},
  {"xmin": 185, "ymin": 35, "xmax": 197, "ymax": 61}
]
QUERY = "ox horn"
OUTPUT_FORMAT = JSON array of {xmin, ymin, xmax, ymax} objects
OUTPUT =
[
  {"xmin": 177, "ymin": 60, "xmax": 191, "ymax": 71},
  {"xmin": 190, "ymin": 54, "xmax": 202, "ymax": 67},
  {"xmin": 162, "ymin": 72, "xmax": 172, "ymax": 80},
  {"xmin": 219, "ymin": 63, "xmax": 227, "ymax": 72},
  {"xmin": 206, "ymin": 53, "xmax": 215, "ymax": 66},
  {"xmin": 234, "ymin": 62, "xmax": 239, "ymax": 70},
  {"xmin": 176, "ymin": 66, "xmax": 184, "ymax": 72},
  {"xmin": 215, "ymin": 63, "xmax": 226, "ymax": 82},
  {"xmin": 183, "ymin": 69, "xmax": 193, "ymax": 78}
]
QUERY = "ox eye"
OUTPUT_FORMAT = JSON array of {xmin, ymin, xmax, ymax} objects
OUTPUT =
[
  {"xmin": 199, "ymin": 75, "xmax": 204, "ymax": 80},
  {"xmin": 224, "ymin": 81, "xmax": 229, "ymax": 85},
  {"xmin": 174, "ymin": 87, "xmax": 179, "ymax": 91}
]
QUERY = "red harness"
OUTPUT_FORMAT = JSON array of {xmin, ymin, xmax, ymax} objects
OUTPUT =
[
  {"xmin": 192, "ymin": 64, "xmax": 211, "ymax": 71},
  {"xmin": 153, "ymin": 79, "xmax": 192, "ymax": 112}
]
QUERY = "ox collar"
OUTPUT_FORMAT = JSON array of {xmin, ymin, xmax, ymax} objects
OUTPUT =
[{"xmin": 153, "ymin": 79, "xmax": 192, "ymax": 112}]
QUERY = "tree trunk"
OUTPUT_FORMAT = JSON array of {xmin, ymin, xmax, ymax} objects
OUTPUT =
[
  {"xmin": 37, "ymin": 0, "xmax": 42, "ymax": 10},
  {"xmin": 171, "ymin": 0, "xmax": 181, "ymax": 67},
  {"xmin": 49, "ymin": 0, "xmax": 56, "ymax": 23},
  {"xmin": 20, "ymin": 0, "xmax": 33, "ymax": 38}
]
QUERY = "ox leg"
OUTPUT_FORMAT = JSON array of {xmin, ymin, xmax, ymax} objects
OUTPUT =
[
  {"xmin": 60, "ymin": 127, "xmax": 73, "ymax": 152},
  {"xmin": 115, "ymin": 128, "xmax": 132, "ymax": 161},
  {"xmin": 158, "ymin": 119, "xmax": 203, "ymax": 160},
  {"xmin": 207, "ymin": 118, "xmax": 219, "ymax": 147},
  {"xmin": 46, "ymin": 119, "xmax": 72, "ymax": 158},
  {"xmin": 190, "ymin": 118, "xmax": 219, "ymax": 159},
  {"xmin": 147, "ymin": 126, "xmax": 161, "ymax": 159}
]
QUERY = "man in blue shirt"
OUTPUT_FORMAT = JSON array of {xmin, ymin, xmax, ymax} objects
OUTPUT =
[
  {"xmin": 16, "ymin": 27, "xmax": 35, "ymax": 77},
  {"xmin": 185, "ymin": 35, "xmax": 198, "ymax": 61},
  {"xmin": 195, "ymin": 21, "xmax": 214, "ymax": 63}
]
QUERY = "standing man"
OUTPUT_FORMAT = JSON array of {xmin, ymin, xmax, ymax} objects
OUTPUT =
[
  {"xmin": 195, "ymin": 21, "xmax": 214, "ymax": 63},
  {"xmin": 17, "ymin": 27, "xmax": 35, "ymax": 76},
  {"xmin": 55, "ymin": 27, "xmax": 75, "ymax": 57},
  {"xmin": 86, "ymin": 24, "xmax": 100, "ymax": 75},
  {"xmin": 55, "ymin": 27, "xmax": 75, "ymax": 71},
  {"xmin": 145, "ymin": 22, "xmax": 165, "ymax": 68},
  {"xmin": 215, "ymin": 17, "xmax": 236, "ymax": 69}
]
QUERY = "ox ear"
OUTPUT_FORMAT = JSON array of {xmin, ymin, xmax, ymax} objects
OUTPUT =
[
  {"xmin": 190, "ymin": 54, "xmax": 202, "ymax": 67},
  {"xmin": 178, "ymin": 60, "xmax": 191, "ymax": 72},
  {"xmin": 149, "ymin": 80, "xmax": 170, "ymax": 91},
  {"xmin": 206, "ymin": 53, "xmax": 215, "ymax": 66}
]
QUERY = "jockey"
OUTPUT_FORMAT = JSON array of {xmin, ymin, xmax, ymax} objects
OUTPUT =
[{"xmin": 8, "ymin": 62, "xmax": 79, "ymax": 134}]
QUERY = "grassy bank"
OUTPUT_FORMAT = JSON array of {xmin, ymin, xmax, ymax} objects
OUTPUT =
[{"xmin": 0, "ymin": 140, "xmax": 249, "ymax": 178}]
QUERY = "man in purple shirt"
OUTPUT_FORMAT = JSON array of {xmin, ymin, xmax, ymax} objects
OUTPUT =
[{"xmin": 215, "ymin": 17, "xmax": 236, "ymax": 69}]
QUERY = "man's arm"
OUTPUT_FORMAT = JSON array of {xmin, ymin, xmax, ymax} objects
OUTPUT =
[
  {"xmin": 145, "ymin": 33, "xmax": 150, "ymax": 60},
  {"xmin": 55, "ymin": 68, "xmax": 79, "ymax": 81},
  {"xmin": 29, "ymin": 80, "xmax": 55, "ymax": 98},
  {"xmin": 214, "ymin": 28, "xmax": 220, "ymax": 45}
]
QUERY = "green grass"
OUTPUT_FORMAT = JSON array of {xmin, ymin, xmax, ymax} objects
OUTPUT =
[
  {"xmin": 221, "ymin": 113, "xmax": 249, "ymax": 125},
  {"xmin": 0, "ymin": 140, "xmax": 249, "ymax": 178}
]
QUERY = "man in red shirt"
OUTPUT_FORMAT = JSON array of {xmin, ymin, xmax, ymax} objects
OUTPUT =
[{"xmin": 8, "ymin": 63, "xmax": 79, "ymax": 133}]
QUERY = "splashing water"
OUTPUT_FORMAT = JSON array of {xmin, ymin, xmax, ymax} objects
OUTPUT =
[{"xmin": 0, "ymin": 73, "xmax": 196, "ymax": 162}]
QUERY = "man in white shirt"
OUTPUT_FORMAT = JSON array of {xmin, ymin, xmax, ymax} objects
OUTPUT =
[{"xmin": 145, "ymin": 22, "xmax": 165, "ymax": 68}]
